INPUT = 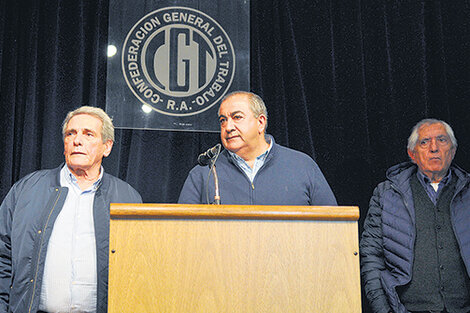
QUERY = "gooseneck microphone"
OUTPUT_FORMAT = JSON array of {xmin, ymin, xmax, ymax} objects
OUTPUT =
[
  {"xmin": 197, "ymin": 144, "xmax": 221, "ymax": 166},
  {"xmin": 197, "ymin": 143, "xmax": 222, "ymax": 205}
]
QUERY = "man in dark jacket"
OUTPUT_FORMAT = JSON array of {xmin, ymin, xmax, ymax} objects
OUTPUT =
[
  {"xmin": 178, "ymin": 91, "xmax": 337, "ymax": 206},
  {"xmin": 0, "ymin": 106, "xmax": 142, "ymax": 313},
  {"xmin": 360, "ymin": 118, "xmax": 470, "ymax": 313}
]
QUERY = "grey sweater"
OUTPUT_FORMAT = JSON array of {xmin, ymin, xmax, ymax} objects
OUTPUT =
[{"xmin": 178, "ymin": 136, "xmax": 337, "ymax": 206}]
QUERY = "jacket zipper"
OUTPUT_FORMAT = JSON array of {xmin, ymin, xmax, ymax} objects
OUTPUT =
[
  {"xmin": 28, "ymin": 188, "xmax": 63, "ymax": 313},
  {"xmin": 229, "ymin": 160, "xmax": 256, "ymax": 205},
  {"xmin": 228, "ymin": 151, "xmax": 271, "ymax": 205}
]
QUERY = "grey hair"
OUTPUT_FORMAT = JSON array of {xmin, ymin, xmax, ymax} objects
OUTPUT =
[
  {"xmin": 220, "ymin": 91, "xmax": 268, "ymax": 132},
  {"xmin": 407, "ymin": 118, "xmax": 457, "ymax": 151},
  {"xmin": 62, "ymin": 106, "xmax": 115, "ymax": 143}
]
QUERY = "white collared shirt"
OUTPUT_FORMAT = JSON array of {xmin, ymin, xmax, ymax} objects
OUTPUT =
[
  {"xmin": 228, "ymin": 138, "xmax": 273, "ymax": 182},
  {"xmin": 39, "ymin": 165, "xmax": 102, "ymax": 313}
]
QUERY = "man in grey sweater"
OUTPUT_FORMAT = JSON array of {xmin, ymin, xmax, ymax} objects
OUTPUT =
[{"xmin": 178, "ymin": 91, "xmax": 336, "ymax": 206}]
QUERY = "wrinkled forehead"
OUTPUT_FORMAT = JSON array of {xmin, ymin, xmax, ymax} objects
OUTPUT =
[
  {"xmin": 417, "ymin": 122, "xmax": 448, "ymax": 138},
  {"xmin": 218, "ymin": 94, "xmax": 252, "ymax": 116},
  {"xmin": 65, "ymin": 114, "xmax": 103, "ymax": 134}
]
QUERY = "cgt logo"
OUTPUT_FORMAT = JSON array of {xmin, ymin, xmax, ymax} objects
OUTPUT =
[{"xmin": 122, "ymin": 6, "xmax": 235, "ymax": 116}]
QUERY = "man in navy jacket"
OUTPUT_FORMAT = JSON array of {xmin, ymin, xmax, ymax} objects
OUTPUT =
[
  {"xmin": 0, "ymin": 106, "xmax": 142, "ymax": 313},
  {"xmin": 178, "ymin": 91, "xmax": 337, "ymax": 206},
  {"xmin": 360, "ymin": 119, "xmax": 470, "ymax": 313}
]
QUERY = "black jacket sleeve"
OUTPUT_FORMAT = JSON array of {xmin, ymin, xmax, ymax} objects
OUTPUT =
[
  {"xmin": 360, "ymin": 183, "xmax": 392, "ymax": 313},
  {"xmin": 0, "ymin": 187, "xmax": 15, "ymax": 312}
]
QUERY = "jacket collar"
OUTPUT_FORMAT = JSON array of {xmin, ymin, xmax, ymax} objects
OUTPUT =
[
  {"xmin": 53, "ymin": 164, "xmax": 64, "ymax": 186},
  {"xmin": 225, "ymin": 134, "xmax": 278, "ymax": 165},
  {"xmin": 52, "ymin": 163, "xmax": 109, "ymax": 193},
  {"xmin": 386, "ymin": 161, "xmax": 470, "ymax": 192},
  {"xmin": 386, "ymin": 162, "xmax": 416, "ymax": 189}
]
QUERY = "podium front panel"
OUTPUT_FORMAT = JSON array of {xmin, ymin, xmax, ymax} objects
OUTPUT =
[{"xmin": 108, "ymin": 204, "xmax": 361, "ymax": 313}]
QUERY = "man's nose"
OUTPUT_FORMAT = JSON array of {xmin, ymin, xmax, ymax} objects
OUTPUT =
[
  {"xmin": 225, "ymin": 118, "xmax": 235, "ymax": 131},
  {"xmin": 430, "ymin": 138, "xmax": 438, "ymax": 152},
  {"xmin": 73, "ymin": 133, "xmax": 83, "ymax": 145}
]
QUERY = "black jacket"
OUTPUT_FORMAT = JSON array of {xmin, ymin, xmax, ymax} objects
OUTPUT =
[
  {"xmin": 360, "ymin": 162, "xmax": 470, "ymax": 313},
  {"xmin": 0, "ymin": 165, "xmax": 142, "ymax": 313}
]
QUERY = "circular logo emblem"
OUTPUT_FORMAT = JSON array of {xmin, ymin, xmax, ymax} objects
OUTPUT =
[{"xmin": 122, "ymin": 7, "xmax": 235, "ymax": 116}]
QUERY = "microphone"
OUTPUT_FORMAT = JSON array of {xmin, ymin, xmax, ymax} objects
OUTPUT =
[
  {"xmin": 197, "ymin": 144, "xmax": 221, "ymax": 166},
  {"xmin": 197, "ymin": 144, "xmax": 222, "ymax": 204}
]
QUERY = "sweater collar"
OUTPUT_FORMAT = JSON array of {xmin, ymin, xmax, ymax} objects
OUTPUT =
[{"xmin": 225, "ymin": 134, "xmax": 277, "ymax": 165}]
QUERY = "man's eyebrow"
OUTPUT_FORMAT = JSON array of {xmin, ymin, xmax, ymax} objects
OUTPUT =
[
  {"xmin": 229, "ymin": 110, "xmax": 244, "ymax": 116},
  {"xmin": 218, "ymin": 110, "xmax": 244, "ymax": 118},
  {"xmin": 421, "ymin": 134, "xmax": 448, "ymax": 139},
  {"xmin": 65, "ymin": 127, "xmax": 96, "ymax": 134}
]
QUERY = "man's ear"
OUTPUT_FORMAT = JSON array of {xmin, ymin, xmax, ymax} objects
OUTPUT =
[
  {"xmin": 450, "ymin": 146, "xmax": 457, "ymax": 161},
  {"xmin": 407, "ymin": 149, "xmax": 416, "ymax": 163},
  {"xmin": 257, "ymin": 114, "xmax": 267, "ymax": 134},
  {"xmin": 103, "ymin": 140, "xmax": 114, "ymax": 158}
]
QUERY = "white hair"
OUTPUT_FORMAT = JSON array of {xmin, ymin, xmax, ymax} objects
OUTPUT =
[
  {"xmin": 62, "ymin": 106, "xmax": 114, "ymax": 143},
  {"xmin": 407, "ymin": 118, "xmax": 457, "ymax": 151}
]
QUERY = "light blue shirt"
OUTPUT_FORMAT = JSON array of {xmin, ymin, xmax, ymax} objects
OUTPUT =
[
  {"xmin": 39, "ymin": 165, "xmax": 103, "ymax": 313},
  {"xmin": 228, "ymin": 138, "xmax": 273, "ymax": 183}
]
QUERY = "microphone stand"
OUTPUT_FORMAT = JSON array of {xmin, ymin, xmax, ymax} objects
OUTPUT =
[
  {"xmin": 210, "ymin": 163, "xmax": 221, "ymax": 205},
  {"xmin": 199, "ymin": 143, "xmax": 222, "ymax": 205}
]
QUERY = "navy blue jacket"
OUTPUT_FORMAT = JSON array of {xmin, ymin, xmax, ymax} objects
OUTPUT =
[
  {"xmin": 0, "ymin": 165, "xmax": 142, "ymax": 313},
  {"xmin": 360, "ymin": 162, "xmax": 470, "ymax": 313},
  {"xmin": 178, "ymin": 136, "xmax": 337, "ymax": 206}
]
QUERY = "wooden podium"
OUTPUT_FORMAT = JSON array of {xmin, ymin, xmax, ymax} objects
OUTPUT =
[{"xmin": 108, "ymin": 204, "xmax": 361, "ymax": 312}]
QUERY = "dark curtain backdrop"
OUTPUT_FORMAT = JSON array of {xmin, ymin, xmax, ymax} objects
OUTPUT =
[{"xmin": 1, "ymin": 1, "xmax": 470, "ymax": 311}]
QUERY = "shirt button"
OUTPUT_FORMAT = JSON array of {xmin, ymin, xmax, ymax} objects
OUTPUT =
[
  {"xmin": 436, "ymin": 225, "xmax": 441, "ymax": 230},
  {"xmin": 439, "ymin": 245, "xmax": 443, "ymax": 249},
  {"xmin": 441, "ymin": 286, "xmax": 445, "ymax": 291},
  {"xmin": 38, "ymin": 230, "xmax": 41, "ymax": 234},
  {"xmin": 439, "ymin": 265, "xmax": 444, "ymax": 270},
  {"xmin": 30, "ymin": 279, "xmax": 34, "ymax": 283}
]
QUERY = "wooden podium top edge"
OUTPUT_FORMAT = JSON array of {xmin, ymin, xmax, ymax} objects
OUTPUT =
[{"xmin": 110, "ymin": 203, "xmax": 359, "ymax": 221}]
